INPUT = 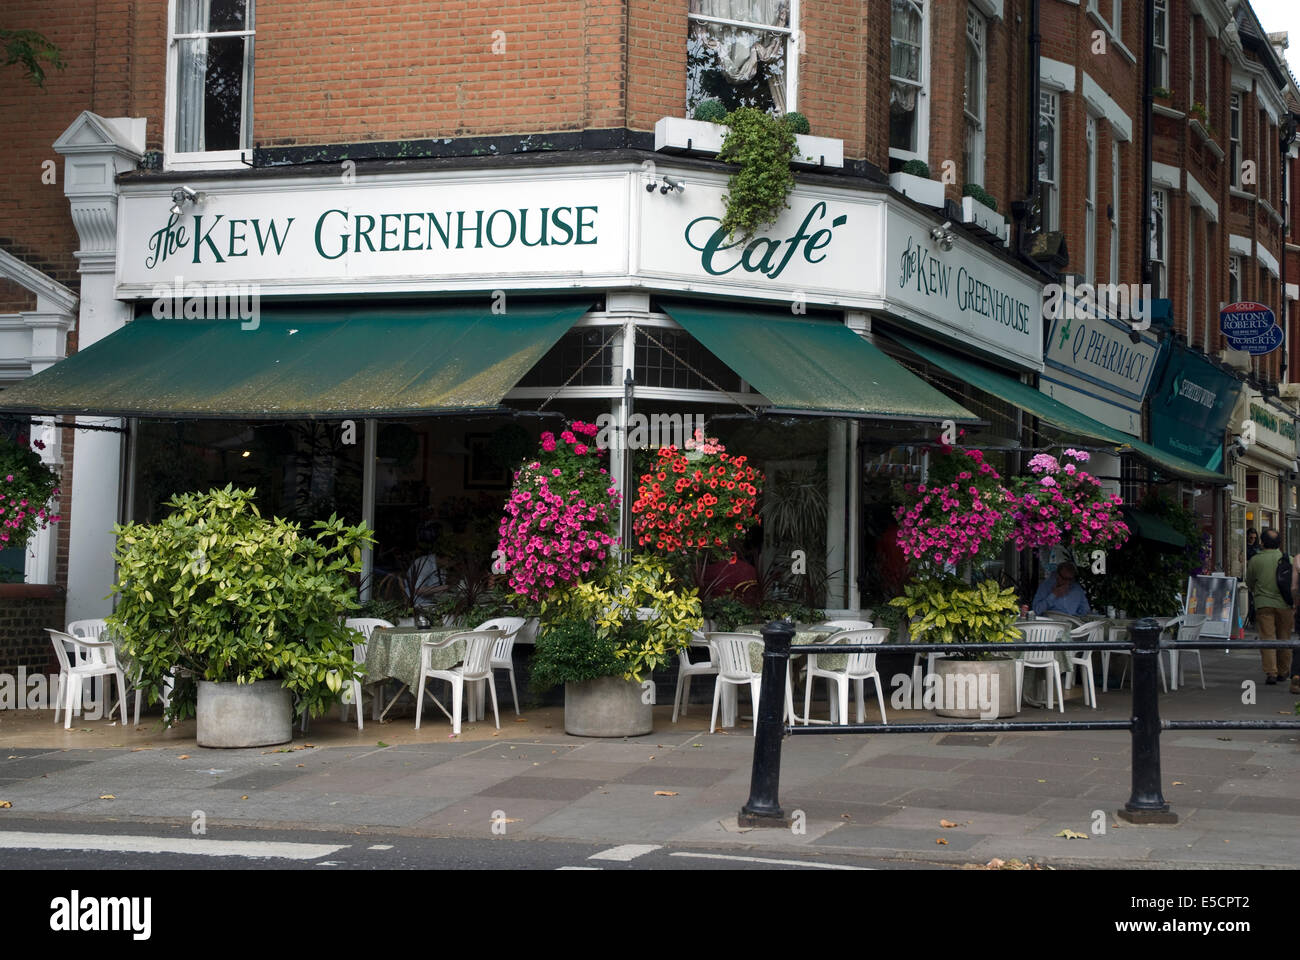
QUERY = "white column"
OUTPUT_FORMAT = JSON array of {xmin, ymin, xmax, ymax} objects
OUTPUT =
[{"xmin": 53, "ymin": 113, "xmax": 145, "ymax": 621}]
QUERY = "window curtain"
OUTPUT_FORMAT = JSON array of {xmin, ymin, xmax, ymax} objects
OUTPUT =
[
  {"xmin": 175, "ymin": 0, "xmax": 211, "ymax": 153},
  {"xmin": 689, "ymin": 0, "xmax": 789, "ymax": 113},
  {"xmin": 890, "ymin": 0, "xmax": 922, "ymax": 116}
]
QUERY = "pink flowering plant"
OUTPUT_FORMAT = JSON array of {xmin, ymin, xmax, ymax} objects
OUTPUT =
[
  {"xmin": 1006, "ymin": 448, "xmax": 1130, "ymax": 552},
  {"xmin": 497, "ymin": 421, "xmax": 619, "ymax": 601},
  {"xmin": 895, "ymin": 444, "xmax": 1013, "ymax": 573},
  {"xmin": 0, "ymin": 431, "xmax": 60, "ymax": 551}
]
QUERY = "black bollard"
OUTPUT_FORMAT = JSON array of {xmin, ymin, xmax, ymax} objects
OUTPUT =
[
  {"xmin": 1117, "ymin": 616, "xmax": 1178, "ymax": 824},
  {"xmin": 738, "ymin": 619, "xmax": 794, "ymax": 828}
]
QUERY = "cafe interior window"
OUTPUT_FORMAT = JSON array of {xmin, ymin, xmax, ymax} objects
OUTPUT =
[
  {"xmin": 167, "ymin": 0, "xmax": 255, "ymax": 162},
  {"xmin": 890, "ymin": 0, "xmax": 927, "ymax": 164},
  {"xmin": 687, "ymin": 0, "xmax": 795, "ymax": 116}
]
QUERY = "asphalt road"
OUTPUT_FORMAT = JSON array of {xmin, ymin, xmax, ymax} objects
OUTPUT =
[{"xmin": 0, "ymin": 816, "xmax": 934, "ymax": 871}]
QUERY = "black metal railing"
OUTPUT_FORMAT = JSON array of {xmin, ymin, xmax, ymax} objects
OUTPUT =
[{"xmin": 738, "ymin": 619, "xmax": 1300, "ymax": 828}]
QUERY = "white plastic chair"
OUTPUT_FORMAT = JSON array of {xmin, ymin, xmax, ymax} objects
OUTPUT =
[
  {"xmin": 338, "ymin": 617, "xmax": 394, "ymax": 729},
  {"xmin": 415, "ymin": 629, "xmax": 503, "ymax": 735},
  {"xmin": 672, "ymin": 630, "xmax": 717, "ymax": 723},
  {"xmin": 475, "ymin": 617, "xmax": 528, "ymax": 715},
  {"xmin": 804, "ymin": 627, "xmax": 889, "ymax": 725},
  {"xmin": 709, "ymin": 633, "xmax": 764, "ymax": 736},
  {"xmin": 1169, "ymin": 613, "xmax": 1206, "ymax": 690},
  {"xmin": 1014, "ymin": 620, "xmax": 1067, "ymax": 713},
  {"xmin": 46, "ymin": 628, "xmax": 129, "ymax": 730},
  {"xmin": 1116, "ymin": 618, "xmax": 1175, "ymax": 692},
  {"xmin": 1065, "ymin": 621, "xmax": 1102, "ymax": 708}
]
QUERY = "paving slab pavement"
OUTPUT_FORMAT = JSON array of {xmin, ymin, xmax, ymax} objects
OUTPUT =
[{"xmin": 1, "ymin": 648, "xmax": 1296, "ymax": 868}]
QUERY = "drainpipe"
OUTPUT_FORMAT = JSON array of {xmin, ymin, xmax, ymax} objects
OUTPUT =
[
  {"xmin": 1019, "ymin": 0, "xmax": 1042, "ymax": 259},
  {"xmin": 1141, "ymin": 0, "xmax": 1154, "ymax": 301},
  {"xmin": 1281, "ymin": 115, "xmax": 1295, "ymax": 384}
]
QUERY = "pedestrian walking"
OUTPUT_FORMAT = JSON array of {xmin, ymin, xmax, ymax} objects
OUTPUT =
[{"xmin": 1244, "ymin": 529, "xmax": 1293, "ymax": 685}]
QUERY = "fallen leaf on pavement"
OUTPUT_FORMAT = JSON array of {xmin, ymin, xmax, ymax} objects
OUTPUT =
[
  {"xmin": 1037, "ymin": 779, "xmax": 1047, "ymax": 783},
  {"xmin": 296, "ymin": 764, "xmax": 305, "ymax": 768},
  {"xmin": 648, "ymin": 755, "xmax": 655, "ymax": 760},
  {"xmin": 240, "ymin": 795, "xmax": 249, "ymax": 800},
  {"xmin": 1171, "ymin": 781, "xmax": 1183, "ymax": 786},
  {"xmin": 376, "ymin": 741, "xmax": 389, "ymax": 748},
  {"xmin": 654, "ymin": 791, "xmax": 678, "ymax": 797},
  {"xmin": 490, "ymin": 815, "xmax": 520, "ymax": 824},
  {"xmin": 0, "ymin": 801, "xmax": 11, "ymax": 808},
  {"xmin": 513, "ymin": 718, "xmax": 528, "ymax": 723},
  {"xmin": 99, "ymin": 795, "xmax": 115, "ymax": 801},
  {"xmin": 935, "ymin": 838, "xmax": 949, "ymax": 845},
  {"xmin": 940, "ymin": 819, "xmax": 962, "ymax": 828},
  {"xmin": 841, "ymin": 813, "xmax": 853, "ymax": 820},
  {"xmin": 1055, "ymin": 829, "xmax": 1088, "ymax": 839},
  {"xmin": 177, "ymin": 754, "xmax": 190, "ymax": 760}
]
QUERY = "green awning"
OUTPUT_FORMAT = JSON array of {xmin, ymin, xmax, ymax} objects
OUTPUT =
[
  {"xmin": 1121, "ymin": 507, "xmax": 1188, "ymax": 551},
  {"xmin": 0, "ymin": 301, "xmax": 592, "ymax": 419},
  {"xmin": 661, "ymin": 302, "xmax": 978, "ymax": 422},
  {"xmin": 892, "ymin": 336, "xmax": 1227, "ymax": 484}
]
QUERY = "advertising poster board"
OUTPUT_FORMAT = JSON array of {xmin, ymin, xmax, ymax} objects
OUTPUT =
[{"xmin": 1185, "ymin": 575, "xmax": 1237, "ymax": 639}]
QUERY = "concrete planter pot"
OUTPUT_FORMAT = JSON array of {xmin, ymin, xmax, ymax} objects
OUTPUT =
[
  {"xmin": 564, "ymin": 675, "xmax": 653, "ymax": 738},
  {"xmin": 933, "ymin": 658, "xmax": 1017, "ymax": 719},
  {"xmin": 196, "ymin": 679, "xmax": 293, "ymax": 748}
]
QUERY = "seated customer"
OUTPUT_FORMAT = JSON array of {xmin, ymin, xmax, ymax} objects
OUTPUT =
[{"xmin": 1031, "ymin": 562, "xmax": 1091, "ymax": 616}]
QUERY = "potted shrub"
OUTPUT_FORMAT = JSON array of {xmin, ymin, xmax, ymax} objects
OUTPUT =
[
  {"xmin": 890, "ymin": 577, "xmax": 1022, "ymax": 718},
  {"xmin": 889, "ymin": 159, "xmax": 945, "ymax": 208},
  {"xmin": 108, "ymin": 486, "xmax": 374, "ymax": 747},
  {"xmin": 960, "ymin": 184, "xmax": 1007, "ymax": 240},
  {"xmin": 535, "ymin": 555, "xmax": 703, "ymax": 736}
]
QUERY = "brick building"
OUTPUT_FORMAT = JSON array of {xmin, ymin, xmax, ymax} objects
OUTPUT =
[{"xmin": 0, "ymin": 0, "xmax": 1295, "ymax": 645}]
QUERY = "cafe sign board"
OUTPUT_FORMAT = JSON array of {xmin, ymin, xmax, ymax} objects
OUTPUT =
[{"xmin": 116, "ymin": 164, "xmax": 1045, "ymax": 367}]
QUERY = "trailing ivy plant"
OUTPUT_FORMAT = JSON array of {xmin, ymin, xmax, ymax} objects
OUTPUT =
[
  {"xmin": 108, "ymin": 486, "xmax": 375, "ymax": 724},
  {"xmin": 717, "ymin": 107, "xmax": 798, "ymax": 241}
]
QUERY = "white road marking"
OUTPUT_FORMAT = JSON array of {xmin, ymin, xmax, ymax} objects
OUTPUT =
[
  {"xmin": 670, "ymin": 852, "xmax": 872, "ymax": 870},
  {"xmin": 557, "ymin": 866, "xmax": 602, "ymax": 870},
  {"xmin": 367, "ymin": 844, "xmax": 394, "ymax": 850},
  {"xmin": 0, "ymin": 831, "xmax": 347, "ymax": 861},
  {"xmin": 588, "ymin": 844, "xmax": 663, "ymax": 862}
]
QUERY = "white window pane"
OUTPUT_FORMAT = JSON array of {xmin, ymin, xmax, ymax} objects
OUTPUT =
[
  {"xmin": 176, "ymin": 34, "xmax": 249, "ymax": 153},
  {"xmin": 690, "ymin": 0, "xmax": 788, "ymax": 29}
]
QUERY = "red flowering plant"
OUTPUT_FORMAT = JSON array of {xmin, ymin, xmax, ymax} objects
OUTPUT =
[
  {"xmin": 1006, "ymin": 448, "xmax": 1130, "ymax": 552},
  {"xmin": 630, "ymin": 430, "xmax": 764, "ymax": 559},
  {"xmin": 0, "ymin": 431, "xmax": 60, "ymax": 552},
  {"xmin": 496, "ymin": 421, "xmax": 619, "ymax": 601},
  {"xmin": 894, "ymin": 443, "xmax": 1013, "ymax": 573}
]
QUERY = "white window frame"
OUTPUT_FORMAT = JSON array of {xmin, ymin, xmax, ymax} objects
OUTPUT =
[
  {"xmin": 1203, "ymin": 33, "xmax": 1212, "ymax": 120},
  {"xmin": 1229, "ymin": 255, "xmax": 1241, "ymax": 304},
  {"xmin": 164, "ymin": 0, "xmax": 255, "ymax": 170},
  {"xmin": 889, "ymin": 0, "xmax": 929, "ymax": 165},
  {"xmin": 1262, "ymin": 112, "xmax": 1272, "ymax": 205},
  {"xmin": 1088, "ymin": 0, "xmax": 1122, "ymax": 39},
  {"xmin": 1085, "ymin": 114, "xmax": 1097, "ymax": 284},
  {"xmin": 1038, "ymin": 91, "xmax": 1060, "ymax": 232},
  {"xmin": 1151, "ymin": 188, "xmax": 1168, "ymax": 297},
  {"xmin": 686, "ymin": 0, "xmax": 800, "ymax": 115},
  {"xmin": 1110, "ymin": 140, "xmax": 1120, "ymax": 285},
  {"xmin": 1153, "ymin": 0, "xmax": 1169, "ymax": 89},
  {"xmin": 963, "ymin": 6, "xmax": 986, "ymax": 185},
  {"xmin": 1230, "ymin": 94, "xmax": 1241, "ymax": 188}
]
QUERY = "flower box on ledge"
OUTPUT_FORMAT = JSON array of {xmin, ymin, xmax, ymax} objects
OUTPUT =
[
  {"xmin": 653, "ymin": 117, "xmax": 844, "ymax": 169},
  {"xmin": 888, "ymin": 171, "xmax": 945, "ymax": 208},
  {"xmin": 960, "ymin": 196, "xmax": 1009, "ymax": 243}
]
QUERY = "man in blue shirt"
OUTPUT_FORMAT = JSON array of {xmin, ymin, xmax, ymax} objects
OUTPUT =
[{"xmin": 1031, "ymin": 561, "xmax": 1091, "ymax": 616}]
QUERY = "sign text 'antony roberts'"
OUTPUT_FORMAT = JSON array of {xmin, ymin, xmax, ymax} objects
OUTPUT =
[{"xmin": 145, "ymin": 206, "xmax": 601, "ymax": 268}]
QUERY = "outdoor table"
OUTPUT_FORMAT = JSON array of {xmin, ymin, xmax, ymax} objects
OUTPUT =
[{"xmin": 366, "ymin": 626, "xmax": 469, "ymax": 722}]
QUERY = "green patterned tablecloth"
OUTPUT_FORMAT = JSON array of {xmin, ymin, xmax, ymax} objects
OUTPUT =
[
  {"xmin": 366, "ymin": 627, "xmax": 469, "ymax": 691},
  {"xmin": 734, "ymin": 625, "xmax": 846, "ymax": 671}
]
